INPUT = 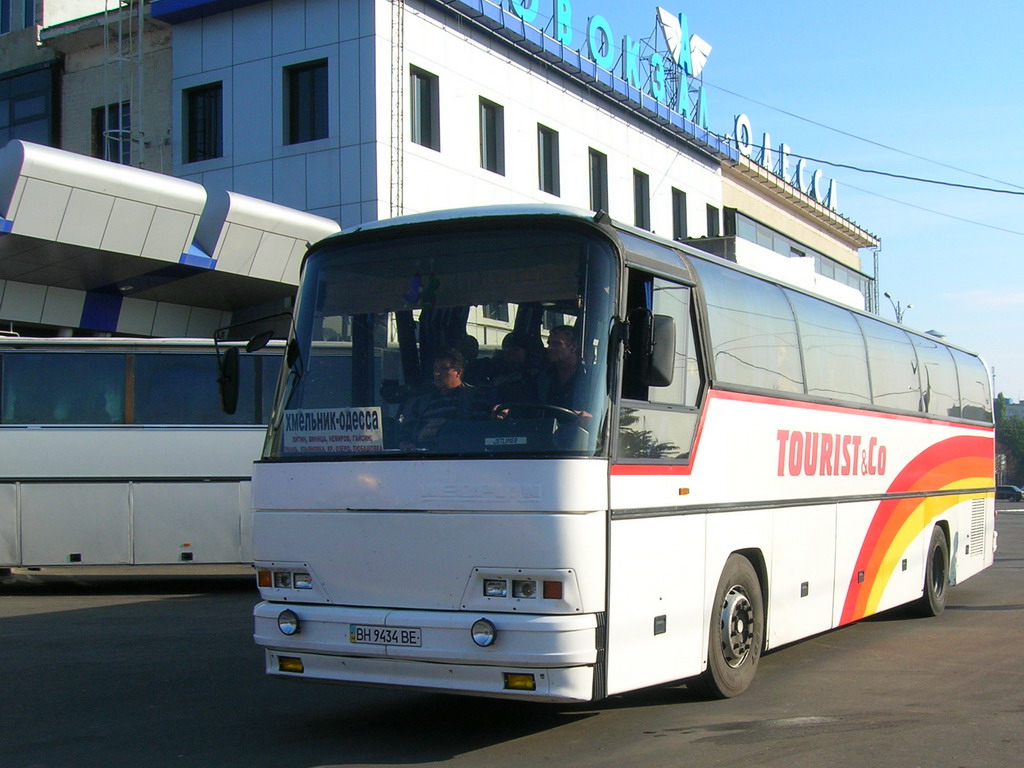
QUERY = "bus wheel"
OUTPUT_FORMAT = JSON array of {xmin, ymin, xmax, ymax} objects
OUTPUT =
[
  {"xmin": 913, "ymin": 527, "xmax": 949, "ymax": 617},
  {"xmin": 690, "ymin": 554, "xmax": 764, "ymax": 699}
]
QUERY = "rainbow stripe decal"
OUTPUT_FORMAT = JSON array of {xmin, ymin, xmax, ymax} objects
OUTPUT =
[{"xmin": 839, "ymin": 434, "xmax": 993, "ymax": 625}]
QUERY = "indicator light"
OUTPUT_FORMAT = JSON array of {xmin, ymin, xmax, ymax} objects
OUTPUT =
[
  {"xmin": 542, "ymin": 580, "xmax": 563, "ymax": 600},
  {"xmin": 257, "ymin": 570, "xmax": 272, "ymax": 588},
  {"xmin": 278, "ymin": 656, "xmax": 304, "ymax": 674}
]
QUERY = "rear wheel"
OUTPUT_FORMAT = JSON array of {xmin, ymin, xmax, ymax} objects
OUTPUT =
[
  {"xmin": 689, "ymin": 554, "xmax": 764, "ymax": 699},
  {"xmin": 913, "ymin": 527, "xmax": 949, "ymax": 617}
]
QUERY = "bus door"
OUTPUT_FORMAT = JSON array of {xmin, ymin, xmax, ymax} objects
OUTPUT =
[{"xmin": 605, "ymin": 268, "xmax": 708, "ymax": 695}]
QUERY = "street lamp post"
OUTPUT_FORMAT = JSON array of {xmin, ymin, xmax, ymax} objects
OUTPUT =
[{"xmin": 883, "ymin": 291, "xmax": 912, "ymax": 324}]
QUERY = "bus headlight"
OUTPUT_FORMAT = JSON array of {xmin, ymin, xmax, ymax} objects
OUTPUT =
[
  {"xmin": 512, "ymin": 580, "xmax": 536, "ymax": 598},
  {"xmin": 278, "ymin": 609, "xmax": 301, "ymax": 636},
  {"xmin": 257, "ymin": 566, "xmax": 314, "ymax": 591},
  {"xmin": 483, "ymin": 579, "xmax": 508, "ymax": 598},
  {"xmin": 471, "ymin": 619, "xmax": 496, "ymax": 647}
]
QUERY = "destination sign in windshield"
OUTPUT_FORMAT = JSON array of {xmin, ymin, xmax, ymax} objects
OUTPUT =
[{"xmin": 282, "ymin": 407, "xmax": 383, "ymax": 454}]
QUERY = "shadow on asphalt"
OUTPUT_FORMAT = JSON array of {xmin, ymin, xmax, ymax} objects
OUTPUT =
[{"xmin": 0, "ymin": 568, "xmax": 256, "ymax": 595}]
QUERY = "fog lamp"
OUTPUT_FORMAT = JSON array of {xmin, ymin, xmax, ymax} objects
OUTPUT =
[
  {"xmin": 277, "ymin": 609, "xmax": 301, "ymax": 636},
  {"xmin": 471, "ymin": 619, "xmax": 497, "ymax": 647},
  {"xmin": 503, "ymin": 673, "xmax": 536, "ymax": 691}
]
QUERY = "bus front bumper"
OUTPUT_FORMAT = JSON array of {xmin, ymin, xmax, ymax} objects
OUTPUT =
[{"xmin": 253, "ymin": 601, "xmax": 601, "ymax": 702}]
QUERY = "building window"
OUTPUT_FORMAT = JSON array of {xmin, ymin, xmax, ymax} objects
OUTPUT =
[
  {"xmin": 537, "ymin": 124, "xmax": 560, "ymax": 196},
  {"xmin": 0, "ymin": 65, "xmax": 55, "ymax": 147},
  {"xmin": 589, "ymin": 148, "xmax": 608, "ymax": 212},
  {"xmin": 732, "ymin": 210, "xmax": 869, "ymax": 298},
  {"xmin": 479, "ymin": 97, "xmax": 504, "ymax": 175},
  {"xmin": 410, "ymin": 66, "xmax": 439, "ymax": 151},
  {"xmin": 543, "ymin": 309, "xmax": 569, "ymax": 330},
  {"xmin": 5, "ymin": 0, "xmax": 33, "ymax": 31},
  {"xmin": 483, "ymin": 302, "xmax": 510, "ymax": 322},
  {"xmin": 92, "ymin": 102, "xmax": 131, "ymax": 165},
  {"xmin": 285, "ymin": 59, "xmax": 328, "ymax": 145},
  {"xmin": 633, "ymin": 169, "xmax": 650, "ymax": 230},
  {"xmin": 706, "ymin": 204, "xmax": 720, "ymax": 237},
  {"xmin": 671, "ymin": 188, "xmax": 687, "ymax": 240},
  {"xmin": 184, "ymin": 82, "xmax": 223, "ymax": 163}
]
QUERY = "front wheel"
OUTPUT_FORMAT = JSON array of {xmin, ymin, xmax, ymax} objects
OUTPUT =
[
  {"xmin": 912, "ymin": 527, "xmax": 949, "ymax": 617},
  {"xmin": 689, "ymin": 554, "xmax": 764, "ymax": 699}
]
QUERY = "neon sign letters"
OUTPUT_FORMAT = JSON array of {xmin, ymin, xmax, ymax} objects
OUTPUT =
[
  {"xmin": 508, "ymin": 1, "xmax": 711, "ymax": 129},
  {"xmin": 734, "ymin": 114, "xmax": 839, "ymax": 210},
  {"xmin": 506, "ymin": 2, "xmax": 837, "ymax": 212}
]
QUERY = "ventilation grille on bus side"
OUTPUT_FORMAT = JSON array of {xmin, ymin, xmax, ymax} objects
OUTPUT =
[{"xmin": 969, "ymin": 499, "xmax": 986, "ymax": 557}]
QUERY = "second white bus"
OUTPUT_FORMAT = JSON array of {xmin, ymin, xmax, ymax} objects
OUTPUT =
[{"xmin": 0, "ymin": 337, "xmax": 277, "ymax": 569}]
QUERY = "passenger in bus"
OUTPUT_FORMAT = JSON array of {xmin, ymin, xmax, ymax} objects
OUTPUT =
[
  {"xmin": 489, "ymin": 332, "xmax": 537, "ymax": 404},
  {"xmin": 453, "ymin": 333, "xmax": 482, "ymax": 384},
  {"xmin": 397, "ymin": 348, "xmax": 489, "ymax": 448}
]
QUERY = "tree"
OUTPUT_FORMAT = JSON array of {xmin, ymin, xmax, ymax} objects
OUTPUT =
[{"xmin": 995, "ymin": 393, "xmax": 1024, "ymax": 485}]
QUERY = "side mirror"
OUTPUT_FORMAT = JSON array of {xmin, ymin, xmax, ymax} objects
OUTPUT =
[
  {"xmin": 646, "ymin": 314, "xmax": 676, "ymax": 387},
  {"xmin": 213, "ymin": 311, "xmax": 294, "ymax": 415},
  {"xmin": 246, "ymin": 329, "xmax": 275, "ymax": 353},
  {"xmin": 218, "ymin": 346, "xmax": 240, "ymax": 415}
]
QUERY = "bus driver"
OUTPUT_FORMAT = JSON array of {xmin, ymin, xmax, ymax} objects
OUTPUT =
[{"xmin": 536, "ymin": 324, "xmax": 591, "ymax": 422}]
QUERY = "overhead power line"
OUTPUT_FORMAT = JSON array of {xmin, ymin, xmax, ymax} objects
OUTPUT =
[
  {"xmin": 706, "ymin": 82, "xmax": 1024, "ymax": 192},
  {"xmin": 778, "ymin": 152, "xmax": 1024, "ymax": 197},
  {"xmin": 713, "ymin": 126, "xmax": 1024, "ymax": 196},
  {"xmin": 841, "ymin": 183, "xmax": 1024, "ymax": 238}
]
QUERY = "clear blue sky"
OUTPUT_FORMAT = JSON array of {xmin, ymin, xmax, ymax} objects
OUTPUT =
[{"xmin": 534, "ymin": 0, "xmax": 1024, "ymax": 401}]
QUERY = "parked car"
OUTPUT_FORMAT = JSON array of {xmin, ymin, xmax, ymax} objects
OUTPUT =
[{"xmin": 996, "ymin": 485, "xmax": 1023, "ymax": 502}]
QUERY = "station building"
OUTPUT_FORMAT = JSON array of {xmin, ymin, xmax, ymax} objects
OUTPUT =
[{"xmin": 0, "ymin": 0, "xmax": 879, "ymax": 339}]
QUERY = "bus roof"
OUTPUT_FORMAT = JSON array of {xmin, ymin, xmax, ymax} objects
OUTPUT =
[
  {"xmin": 336, "ymin": 204, "xmax": 601, "ymax": 239},
  {"xmin": 0, "ymin": 337, "xmax": 285, "ymax": 350},
  {"xmin": 306, "ymin": 204, "xmax": 985, "ymax": 362}
]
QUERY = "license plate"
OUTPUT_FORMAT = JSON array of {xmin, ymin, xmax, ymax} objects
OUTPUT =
[{"xmin": 349, "ymin": 624, "xmax": 422, "ymax": 647}]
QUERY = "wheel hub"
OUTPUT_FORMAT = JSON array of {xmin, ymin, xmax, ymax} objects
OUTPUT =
[{"xmin": 720, "ymin": 585, "xmax": 755, "ymax": 668}]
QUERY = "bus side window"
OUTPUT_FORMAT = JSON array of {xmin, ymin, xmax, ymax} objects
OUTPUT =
[
  {"xmin": 1, "ymin": 352, "xmax": 125, "ymax": 424},
  {"xmin": 617, "ymin": 271, "xmax": 703, "ymax": 461}
]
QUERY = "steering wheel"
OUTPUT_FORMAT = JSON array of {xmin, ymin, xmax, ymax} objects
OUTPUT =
[{"xmin": 493, "ymin": 402, "xmax": 578, "ymax": 422}]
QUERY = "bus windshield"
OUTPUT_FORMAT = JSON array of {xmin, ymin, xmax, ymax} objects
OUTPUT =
[{"xmin": 264, "ymin": 224, "xmax": 618, "ymax": 459}]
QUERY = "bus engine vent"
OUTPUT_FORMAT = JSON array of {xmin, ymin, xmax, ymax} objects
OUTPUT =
[{"xmin": 969, "ymin": 499, "xmax": 986, "ymax": 557}]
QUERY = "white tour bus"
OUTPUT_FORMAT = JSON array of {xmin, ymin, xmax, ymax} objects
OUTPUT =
[
  {"xmin": 249, "ymin": 206, "xmax": 995, "ymax": 702},
  {"xmin": 0, "ymin": 337, "xmax": 281, "ymax": 570}
]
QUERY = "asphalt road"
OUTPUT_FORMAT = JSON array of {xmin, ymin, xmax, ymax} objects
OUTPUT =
[{"xmin": 2, "ymin": 505, "xmax": 1022, "ymax": 768}]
